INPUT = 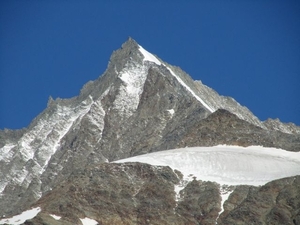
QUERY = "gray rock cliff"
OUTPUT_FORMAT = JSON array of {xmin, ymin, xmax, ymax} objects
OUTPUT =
[{"xmin": 24, "ymin": 163, "xmax": 300, "ymax": 225}]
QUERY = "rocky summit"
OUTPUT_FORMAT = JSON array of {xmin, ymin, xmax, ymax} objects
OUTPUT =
[{"xmin": 0, "ymin": 38, "xmax": 299, "ymax": 225}]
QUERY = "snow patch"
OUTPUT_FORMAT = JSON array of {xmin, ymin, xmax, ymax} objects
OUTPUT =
[
  {"xmin": 174, "ymin": 179, "xmax": 190, "ymax": 201},
  {"xmin": 115, "ymin": 145, "xmax": 300, "ymax": 186},
  {"xmin": 0, "ymin": 144, "xmax": 16, "ymax": 162},
  {"xmin": 167, "ymin": 109, "xmax": 175, "ymax": 116},
  {"xmin": 80, "ymin": 217, "xmax": 98, "ymax": 225},
  {"xmin": 219, "ymin": 186, "xmax": 234, "ymax": 215},
  {"xmin": 49, "ymin": 214, "xmax": 61, "ymax": 220},
  {"xmin": 139, "ymin": 45, "xmax": 161, "ymax": 65},
  {"xmin": 114, "ymin": 62, "xmax": 148, "ymax": 117},
  {"xmin": 216, "ymin": 185, "xmax": 234, "ymax": 224},
  {"xmin": 120, "ymin": 72, "xmax": 144, "ymax": 95},
  {"xmin": 0, "ymin": 207, "xmax": 41, "ymax": 225}
]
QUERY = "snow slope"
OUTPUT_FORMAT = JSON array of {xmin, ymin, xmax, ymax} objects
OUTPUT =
[
  {"xmin": 139, "ymin": 45, "xmax": 161, "ymax": 65},
  {"xmin": 115, "ymin": 145, "xmax": 300, "ymax": 186}
]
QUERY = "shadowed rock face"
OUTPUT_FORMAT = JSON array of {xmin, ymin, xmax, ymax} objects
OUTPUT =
[{"xmin": 0, "ymin": 38, "xmax": 300, "ymax": 222}]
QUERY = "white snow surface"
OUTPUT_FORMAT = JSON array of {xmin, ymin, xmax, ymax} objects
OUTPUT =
[
  {"xmin": 80, "ymin": 217, "xmax": 98, "ymax": 225},
  {"xmin": 167, "ymin": 109, "xmax": 175, "ymax": 115},
  {"xmin": 49, "ymin": 214, "xmax": 61, "ymax": 220},
  {"xmin": 0, "ymin": 207, "xmax": 41, "ymax": 225},
  {"xmin": 115, "ymin": 62, "xmax": 149, "ymax": 118},
  {"xmin": 139, "ymin": 45, "xmax": 161, "ymax": 65},
  {"xmin": 219, "ymin": 186, "xmax": 234, "ymax": 215},
  {"xmin": 115, "ymin": 145, "xmax": 300, "ymax": 186}
]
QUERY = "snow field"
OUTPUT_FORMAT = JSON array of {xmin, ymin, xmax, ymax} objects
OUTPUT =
[
  {"xmin": 116, "ymin": 145, "xmax": 300, "ymax": 222},
  {"xmin": 115, "ymin": 145, "xmax": 300, "ymax": 186}
]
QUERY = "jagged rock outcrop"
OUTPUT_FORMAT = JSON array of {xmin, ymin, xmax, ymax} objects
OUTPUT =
[
  {"xmin": 176, "ymin": 109, "xmax": 300, "ymax": 151},
  {"xmin": 0, "ymin": 128, "xmax": 27, "ymax": 148},
  {"xmin": 0, "ymin": 38, "xmax": 299, "ymax": 221},
  {"xmin": 263, "ymin": 118, "xmax": 300, "ymax": 135},
  {"xmin": 219, "ymin": 176, "xmax": 300, "ymax": 225}
]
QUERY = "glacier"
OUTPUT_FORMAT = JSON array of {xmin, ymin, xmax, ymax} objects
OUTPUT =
[{"xmin": 115, "ymin": 145, "xmax": 300, "ymax": 186}]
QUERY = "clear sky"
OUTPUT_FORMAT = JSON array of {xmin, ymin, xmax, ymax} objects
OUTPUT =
[{"xmin": 0, "ymin": 1, "xmax": 299, "ymax": 129}]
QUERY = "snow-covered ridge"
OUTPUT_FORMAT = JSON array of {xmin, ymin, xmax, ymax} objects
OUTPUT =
[
  {"xmin": 138, "ymin": 44, "xmax": 214, "ymax": 113},
  {"xmin": 138, "ymin": 45, "xmax": 162, "ymax": 65},
  {"xmin": 115, "ymin": 145, "xmax": 300, "ymax": 186},
  {"xmin": 0, "ymin": 96, "xmax": 95, "ymax": 195},
  {"xmin": 138, "ymin": 43, "xmax": 271, "ymax": 129},
  {"xmin": 165, "ymin": 65, "xmax": 214, "ymax": 112}
]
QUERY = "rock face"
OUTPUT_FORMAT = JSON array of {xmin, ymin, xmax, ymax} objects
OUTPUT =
[
  {"xmin": 263, "ymin": 118, "xmax": 300, "ymax": 135},
  {"xmin": 23, "ymin": 163, "xmax": 300, "ymax": 225},
  {"xmin": 219, "ymin": 176, "xmax": 300, "ymax": 225},
  {"xmin": 0, "ymin": 38, "xmax": 299, "ymax": 223},
  {"xmin": 178, "ymin": 109, "xmax": 300, "ymax": 152}
]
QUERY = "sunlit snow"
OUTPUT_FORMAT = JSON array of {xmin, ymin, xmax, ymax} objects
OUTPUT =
[
  {"xmin": 219, "ymin": 186, "xmax": 234, "ymax": 215},
  {"xmin": 165, "ymin": 66, "xmax": 214, "ymax": 113},
  {"xmin": 115, "ymin": 145, "xmax": 300, "ymax": 186},
  {"xmin": 49, "ymin": 214, "xmax": 61, "ymax": 220},
  {"xmin": 115, "ymin": 63, "xmax": 149, "ymax": 117},
  {"xmin": 80, "ymin": 217, "xmax": 98, "ymax": 225},
  {"xmin": 0, "ymin": 207, "xmax": 41, "ymax": 225},
  {"xmin": 0, "ymin": 144, "xmax": 16, "ymax": 162},
  {"xmin": 138, "ymin": 44, "xmax": 214, "ymax": 113},
  {"xmin": 0, "ymin": 95, "xmax": 96, "ymax": 197},
  {"xmin": 138, "ymin": 45, "xmax": 161, "ymax": 65},
  {"xmin": 167, "ymin": 109, "xmax": 175, "ymax": 115}
]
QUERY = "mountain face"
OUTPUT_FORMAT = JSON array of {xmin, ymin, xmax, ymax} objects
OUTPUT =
[
  {"xmin": 25, "ymin": 164, "xmax": 300, "ymax": 225},
  {"xmin": 0, "ymin": 38, "xmax": 299, "ymax": 224}
]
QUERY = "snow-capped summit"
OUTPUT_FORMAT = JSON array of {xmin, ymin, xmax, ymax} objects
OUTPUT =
[{"xmin": 0, "ymin": 38, "xmax": 299, "ymax": 222}]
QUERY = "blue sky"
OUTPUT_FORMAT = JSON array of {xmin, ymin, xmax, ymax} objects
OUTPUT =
[{"xmin": 0, "ymin": 1, "xmax": 299, "ymax": 129}]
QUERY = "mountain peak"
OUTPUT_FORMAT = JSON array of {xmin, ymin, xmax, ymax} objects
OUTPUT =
[
  {"xmin": 116, "ymin": 37, "xmax": 162, "ymax": 66},
  {"xmin": 1, "ymin": 38, "xmax": 300, "ymax": 219},
  {"xmin": 107, "ymin": 38, "xmax": 142, "ymax": 70},
  {"xmin": 122, "ymin": 36, "xmax": 139, "ymax": 49}
]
